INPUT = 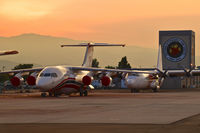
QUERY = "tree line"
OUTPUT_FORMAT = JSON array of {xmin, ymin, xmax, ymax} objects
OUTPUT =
[{"xmin": 92, "ymin": 56, "xmax": 131, "ymax": 69}]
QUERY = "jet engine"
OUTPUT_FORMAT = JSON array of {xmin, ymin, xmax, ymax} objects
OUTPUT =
[
  {"xmin": 82, "ymin": 75, "xmax": 92, "ymax": 85},
  {"xmin": 101, "ymin": 76, "xmax": 112, "ymax": 86},
  {"xmin": 27, "ymin": 72, "xmax": 38, "ymax": 86},
  {"xmin": 10, "ymin": 73, "xmax": 24, "ymax": 87}
]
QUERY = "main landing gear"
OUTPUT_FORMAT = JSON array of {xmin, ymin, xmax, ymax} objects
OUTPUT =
[
  {"xmin": 79, "ymin": 86, "xmax": 88, "ymax": 96},
  {"xmin": 41, "ymin": 92, "xmax": 47, "ymax": 97},
  {"xmin": 152, "ymin": 88, "xmax": 158, "ymax": 92},
  {"xmin": 131, "ymin": 88, "xmax": 139, "ymax": 93},
  {"xmin": 49, "ymin": 92, "xmax": 53, "ymax": 97},
  {"xmin": 80, "ymin": 90, "xmax": 88, "ymax": 96},
  {"xmin": 41, "ymin": 92, "xmax": 59, "ymax": 97}
]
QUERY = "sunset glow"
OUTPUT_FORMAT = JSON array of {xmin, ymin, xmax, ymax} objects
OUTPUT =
[
  {"xmin": 1, "ymin": 0, "xmax": 200, "ymax": 48},
  {"xmin": 0, "ymin": 1, "xmax": 55, "ymax": 19}
]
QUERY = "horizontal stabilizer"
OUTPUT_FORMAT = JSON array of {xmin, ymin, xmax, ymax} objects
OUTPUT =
[
  {"xmin": 61, "ymin": 42, "xmax": 125, "ymax": 67},
  {"xmin": 61, "ymin": 43, "xmax": 125, "ymax": 47}
]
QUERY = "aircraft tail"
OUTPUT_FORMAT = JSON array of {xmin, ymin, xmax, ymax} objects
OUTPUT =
[
  {"xmin": 156, "ymin": 44, "xmax": 163, "ymax": 71},
  {"xmin": 61, "ymin": 43, "xmax": 125, "ymax": 67}
]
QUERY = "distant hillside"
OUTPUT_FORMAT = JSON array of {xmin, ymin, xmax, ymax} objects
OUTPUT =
[
  {"xmin": 0, "ymin": 33, "xmax": 199, "ymax": 70},
  {"xmin": 0, "ymin": 60, "xmax": 41, "ymax": 71},
  {"xmin": 0, "ymin": 60, "xmax": 19, "ymax": 71}
]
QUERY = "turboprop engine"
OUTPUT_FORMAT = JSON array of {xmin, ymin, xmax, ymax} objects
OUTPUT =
[
  {"xmin": 101, "ymin": 75, "xmax": 112, "ymax": 86},
  {"xmin": 10, "ymin": 73, "xmax": 24, "ymax": 87},
  {"xmin": 27, "ymin": 72, "xmax": 38, "ymax": 86}
]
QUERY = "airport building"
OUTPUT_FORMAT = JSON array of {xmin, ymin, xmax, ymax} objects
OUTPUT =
[{"xmin": 159, "ymin": 30, "xmax": 200, "ymax": 89}]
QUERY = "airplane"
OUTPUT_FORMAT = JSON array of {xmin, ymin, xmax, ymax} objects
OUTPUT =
[
  {"xmin": 0, "ymin": 43, "xmax": 126, "ymax": 97},
  {"xmin": 124, "ymin": 45, "xmax": 164, "ymax": 93},
  {"xmin": 0, "ymin": 50, "xmax": 18, "ymax": 56}
]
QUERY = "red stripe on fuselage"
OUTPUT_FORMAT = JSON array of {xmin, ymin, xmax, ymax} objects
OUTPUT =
[
  {"xmin": 54, "ymin": 77, "xmax": 76, "ymax": 89},
  {"xmin": 55, "ymin": 84, "xmax": 80, "ymax": 91},
  {"xmin": 50, "ymin": 78, "xmax": 85, "ymax": 93}
]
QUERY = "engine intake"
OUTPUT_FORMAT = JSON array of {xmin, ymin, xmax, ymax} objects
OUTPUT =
[
  {"xmin": 101, "ymin": 76, "xmax": 112, "ymax": 86},
  {"xmin": 10, "ymin": 76, "xmax": 24, "ymax": 87},
  {"xmin": 27, "ymin": 75, "xmax": 36, "ymax": 86},
  {"xmin": 82, "ymin": 75, "xmax": 92, "ymax": 85},
  {"xmin": 27, "ymin": 72, "xmax": 38, "ymax": 86}
]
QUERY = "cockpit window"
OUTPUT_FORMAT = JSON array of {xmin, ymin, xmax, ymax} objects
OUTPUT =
[
  {"xmin": 39, "ymin": 73, "xmax": 58, "ymax": 77},
  {"xmin": 51, "ymin": 73, "xmax": 58, "ymax": 77},
  {"xmin": 44, "ymin": 73, "xmax": 51, "ymax": 77},
  {"xmin": 39, "ymin": 73, "xmax": 44, "ymax": 77}
]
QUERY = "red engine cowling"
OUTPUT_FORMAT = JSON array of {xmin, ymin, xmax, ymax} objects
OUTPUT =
[
  {"xmin": 82, "ymin": 75, "xmax": 92, "ymax": 85},
  {"xmin": 27, "ymin": 75, "xmax": 36, "ymax": 86},
  {"xmin": 27, "ymin": 72, "xmax": 38, "ymax": 86},
  {"xmin": 10, "ymin": 75, "xmax": 24, "ymax": 87},
  {"xmin": 101, "ymin": 76, "xmax": 112, "ymax": 86}
]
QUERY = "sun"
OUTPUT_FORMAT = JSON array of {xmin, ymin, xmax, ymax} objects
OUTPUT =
[{"xmin": 0, "ymin": 1, "xmax": 53, "ymax": 19}]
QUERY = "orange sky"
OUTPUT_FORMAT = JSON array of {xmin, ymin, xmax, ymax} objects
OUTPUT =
[{"xmin": 1, "ymin": 0, "xmax": 200, "ymax": 48}]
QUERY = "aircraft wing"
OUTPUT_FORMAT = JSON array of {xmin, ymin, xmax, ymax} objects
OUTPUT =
[
  {"xmin": 166, "ymin": 70, "xmax": 187, "ymax": 77},
  {"xmin": 66, "ymin": 66, "xmax": 158, "ymax": 74},
  {"xmin": 0, "ymin": 67, "xmax": 43, "ymax": 74},
  {"xmin": 191, "ymin": 70, "xmax": 200, "ymax": 76},
  {"xmin": 0, "ymin": 65, "xmax": 157, "ymax": 78},
  {"xmin": 1, "ymin": 65, "xmax": 200, "ymax": 77},
  {"xmin": 67, "ymin": 66, "xmax": 200, "ymax": 77},
  {"xmin": 167, "ymin": 69, "xmax": 200, "ymax": 77}
]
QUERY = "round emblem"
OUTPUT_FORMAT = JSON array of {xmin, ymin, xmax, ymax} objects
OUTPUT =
[{"xmin": 163, "ymin": 38, "xmax": 186, "ymax": 62}]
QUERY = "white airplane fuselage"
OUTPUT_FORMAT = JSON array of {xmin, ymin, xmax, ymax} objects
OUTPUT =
[
  {"xmin": 36, "ymin": 66, "xmax": 89, "ymax": 95},
  {"xmin": 125, "ymin": 73, "xmax": 160, "ymax": 90}
]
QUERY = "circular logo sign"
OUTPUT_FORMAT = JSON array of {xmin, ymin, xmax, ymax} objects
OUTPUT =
[{"xmin": 163, "ymin": 38, "xmax": 186, "ymax": 62}]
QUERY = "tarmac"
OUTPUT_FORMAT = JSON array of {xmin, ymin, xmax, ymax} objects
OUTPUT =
[{"xmin": 0, "ymin": 89, "xmax": 200, "ymax": 133}]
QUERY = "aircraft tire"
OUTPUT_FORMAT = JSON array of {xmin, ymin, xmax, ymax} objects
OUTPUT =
[
  {"xmin": 152, "ymin": 88, "xmax": 158, "ymax": 92},
  {"xmin": 54, "ymin": 93, "xmax": 59, "ymax": 97},
  {"xmin": 49, "ymin": 92, "xmax": 52, "ymax": 97},
  {"xmin": 84, "ymin": 90, "xmax": 88, "ymax": 96},
  {"xmin": 41, "ymin": 92, "xmax": 47, "ymax": 97},
  {"xmin": 131, "ymin": 88, "xmax": 134, "ymax": 93},
  {"xmin": 131, "ymin": 88, "xmax": 138, "ymax": 93},
  {"xmin": 80, "ymin": 91, "xmax": 83, "ymax": 96}
]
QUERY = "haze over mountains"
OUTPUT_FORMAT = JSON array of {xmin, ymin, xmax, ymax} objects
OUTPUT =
[{"xmin": 0, "ymin": 33, "xmax": 199, "ymax": 71}]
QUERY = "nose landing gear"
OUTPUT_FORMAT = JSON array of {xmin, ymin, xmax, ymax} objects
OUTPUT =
[
  {"xmin": 41, "ymin": 92, "xmax": 47, "ymax": 97},
  {"xmin": 131, "ymin": 88, "xmax": 139, "ymax": 93}
]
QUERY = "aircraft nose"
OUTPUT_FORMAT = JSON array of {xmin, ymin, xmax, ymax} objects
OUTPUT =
[
  {"xmin": 125, "ymin": 77, "xmax": 136, "ymax": 87},
  {"xmin": 126, "ymin": 78, "xmax": 135, "ymax": 84},
  {"xmin": 36, "ymin": 78, "xmax": 50, "ymax": 89}
]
